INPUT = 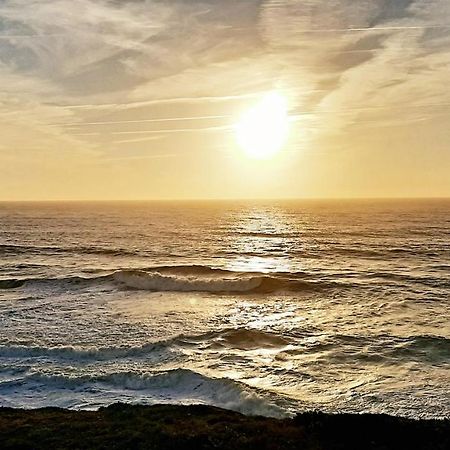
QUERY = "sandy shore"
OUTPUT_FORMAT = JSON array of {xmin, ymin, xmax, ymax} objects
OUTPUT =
[{"xmin": 1, "ymin": 403, "xmax": 448, "ymax": 449}]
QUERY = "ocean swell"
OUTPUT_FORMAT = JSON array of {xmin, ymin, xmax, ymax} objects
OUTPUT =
[
  {"xmin": 1, "ymin": 265, "xmax": 331, "ymax": 294},
  {"xmin": 0, "ymin": 243, "xmax": 139, "ymax": 257},
  {"xmin": 0, "ymin": 328, "xmax": 292, "ymax": 362}
]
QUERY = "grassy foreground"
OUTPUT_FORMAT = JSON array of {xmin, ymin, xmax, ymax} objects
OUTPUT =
[{"xmin": 0, "ymin": 403, "xmax": 448, "ymax": 450}]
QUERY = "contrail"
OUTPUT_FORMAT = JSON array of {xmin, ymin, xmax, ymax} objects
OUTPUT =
[
  {"xmin": 66, "ymin": 115, "xmax": 230, "ymax": 127},
  {"xmin": 111, "ymin": 125, "xmax": 232, "ymax": 135},
  {"xmin": 57, "ymin": 92, "xmax": 267, "ymax": 110},
  {"xmin": 293, "ymin": 24, "xmax": 450, "ymax": 33},
  {"xmin": 0, "ymin": 34, "xmax": 65, "ymax": 39}
]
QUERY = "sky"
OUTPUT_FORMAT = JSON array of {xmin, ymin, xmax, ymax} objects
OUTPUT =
[{"xmin": 1, "ymin": 0, "xmax": 450, "ymax": 200}]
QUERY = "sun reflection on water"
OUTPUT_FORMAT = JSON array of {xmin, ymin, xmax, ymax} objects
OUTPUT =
[
  {"xmin": 225, "ymin": 206, "xmax": 294, "ymax": 273},
  {"xmin": 227, "ymin": 255, "xmax": 292, "ymax": 273}
]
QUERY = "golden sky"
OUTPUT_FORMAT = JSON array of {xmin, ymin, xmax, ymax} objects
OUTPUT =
[{"xmin": 1, "ymin": 0, "xmax": 450, "ymax": 200}]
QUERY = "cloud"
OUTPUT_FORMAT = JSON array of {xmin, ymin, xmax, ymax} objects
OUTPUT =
[
  {"xmin": 1, "ymin": 0, "xmax": 449, "ymax": 198},
  {"xmin": 0, "ymin": 1, "xmax": 266, "ymax": 161},
  {"xmin": 0, "ymin": 1, "xmax": 263, "ymax": 94},
  {"xmin": 259, "ymin": 1, "xmax": 450, "ymax": 137}
]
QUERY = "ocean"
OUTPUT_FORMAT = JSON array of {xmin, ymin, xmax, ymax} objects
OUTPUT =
[{"xmin": 0, "ymin": 200, "xmax": 448, "ymax": 419}]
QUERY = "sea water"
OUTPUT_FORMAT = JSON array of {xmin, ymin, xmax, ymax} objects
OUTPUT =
[{"xmin": 0, "ymin": 200, "xmax": 448, "ymax": 418}]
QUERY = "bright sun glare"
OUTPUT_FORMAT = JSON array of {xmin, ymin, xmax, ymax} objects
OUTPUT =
[{"xmin": 235, "ymin": 91, "xmax": 289, "ymax": 160}]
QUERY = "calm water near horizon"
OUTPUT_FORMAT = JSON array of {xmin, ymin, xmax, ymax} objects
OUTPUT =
[{"xmin": 0, "ymin": 199, "xmax": 449, "ymax": 418}]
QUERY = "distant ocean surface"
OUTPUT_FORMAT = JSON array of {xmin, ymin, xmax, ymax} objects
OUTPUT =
[{"xmin": 0, "ymin": 200, "xmax": 449, "ymax": 419}]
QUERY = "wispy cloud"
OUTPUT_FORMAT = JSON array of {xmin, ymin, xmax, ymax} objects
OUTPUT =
[{"xmin": 1, "ymin": 0, "xmax": 449, "ymax": 198}]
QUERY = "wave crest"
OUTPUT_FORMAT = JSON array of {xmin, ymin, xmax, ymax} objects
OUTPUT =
[
  {"xmin": 113, "ymin": 268, "xmax": 329, "ymax": 293},
  {"xmin": 0, "ymin": 342, "xmax": 176, "ymax": 362},
  {"xmin": 4, "ymin": 369, "xmax": 288, "ymax": 418},
  {"xmin": 0, "ymin": 265, "xmax": 332, "ymax": 294},
  {"xmin": 114, "ymin": 270, "xmax": 263, "ymax": 293}
]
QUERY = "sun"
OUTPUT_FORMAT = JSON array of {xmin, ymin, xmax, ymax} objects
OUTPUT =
[{"xmin": 235, "ymin": 91, "xmax": 289, "ymax": 159}]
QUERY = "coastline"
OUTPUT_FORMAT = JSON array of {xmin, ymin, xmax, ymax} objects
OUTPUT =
[{"xmin": 1, "ymin": 403, "xmax": 448, "ymax": 450}]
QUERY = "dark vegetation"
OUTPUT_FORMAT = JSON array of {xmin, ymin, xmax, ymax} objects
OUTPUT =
[{"xmin": 0, "ymin": 403, "xmax": 448, "ymax": 450}]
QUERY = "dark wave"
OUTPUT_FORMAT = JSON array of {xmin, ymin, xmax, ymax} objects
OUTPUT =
[
  {"xmin": 287, "ymin": 333, "xmax": 450, "ymax": 365},
  {"xmin": 364, "ymin": 271, "xmax": 449, "ymax": 289},
  {"xmin": 0, "ymin": 279, "xmax": 25, "ymax": 289},
  {"xmin": 326, "ymin": 247, "xmax": 385, "ymax": 258},
  {"xmin": 0, "ymin": 243, "xmax": 140, "ymax": 257},
  {"xmin": 178, "ymin": 328, "xmax": 291, "ymax": 351},
  {"xmin": 390, "ymin": 335, "xmax": 450, "ymax": 362},
  {"xmin": 0, "ymin": 274, "xmax": 110, "ymax": 290}
]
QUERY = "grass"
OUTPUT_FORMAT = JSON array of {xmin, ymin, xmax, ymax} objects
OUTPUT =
[{"xmin": 0, "ymin": 403, "xmax": 448, "ymax": 450}]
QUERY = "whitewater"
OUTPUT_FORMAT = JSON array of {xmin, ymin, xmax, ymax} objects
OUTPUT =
[{"xmin": 0, "ymin": 200, "xmax": 449, "ymax": 419}]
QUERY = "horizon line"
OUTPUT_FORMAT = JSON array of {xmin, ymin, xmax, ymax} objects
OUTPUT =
[{"xmin": 0, "ymin": 196, "xmax": 449, "ymax": 203}]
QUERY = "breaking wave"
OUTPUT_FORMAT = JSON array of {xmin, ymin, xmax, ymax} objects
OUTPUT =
[
  {"xmin": 113, "ymin": 267, "xmax": 333, "ymax": 293},
  {"xmin": 0, "ymin": 265, "xmax": 333, "ymax": 293},
  {"xmin": 0, "ymin": 328, "xmax": 292, "ymax": 362},
  {"xmin": 0, "ymin": 341, "xmax": 176, "ymax": 362},
  {"xmin": 2, "ymin": 369, "xmax": 288, "ymax": 418},
  {"xmin": 113, "ymin": 270, "xmax": 264, "ymax": 292}
]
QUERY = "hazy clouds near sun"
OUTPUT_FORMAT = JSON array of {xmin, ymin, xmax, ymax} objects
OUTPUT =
[{"xmin": 1, "ymin": 0, "xmax": 449, "ymax": 199}]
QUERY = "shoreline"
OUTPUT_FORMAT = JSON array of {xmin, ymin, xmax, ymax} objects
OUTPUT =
[{"xmin": 1, "ymin": 403, "xmax": 448, "ymax": 449}]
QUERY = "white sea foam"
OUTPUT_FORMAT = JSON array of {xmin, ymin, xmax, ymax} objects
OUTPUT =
[{"xmin": 0, "ymin": 369, "xmax": 289, "ymax": 418}]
